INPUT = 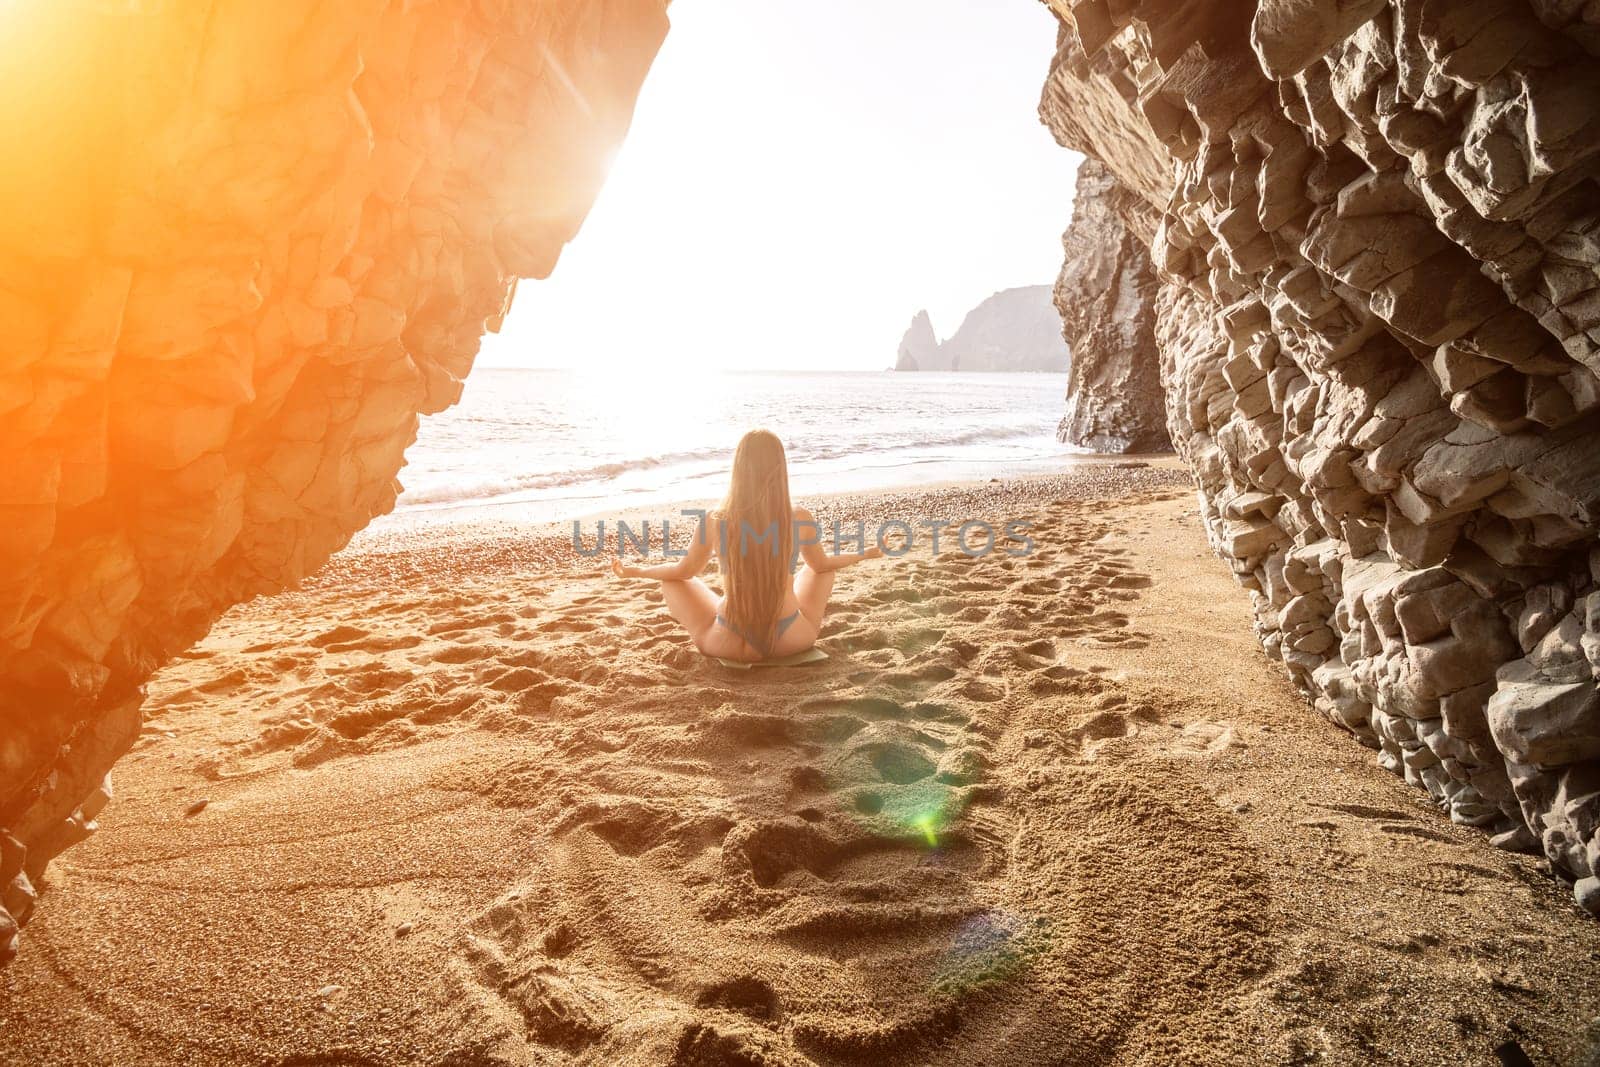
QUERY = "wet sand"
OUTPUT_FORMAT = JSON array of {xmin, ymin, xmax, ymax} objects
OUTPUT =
[{"xmin": 3, "ymin": 461, "xmax": 1598, "ymax": 1065}]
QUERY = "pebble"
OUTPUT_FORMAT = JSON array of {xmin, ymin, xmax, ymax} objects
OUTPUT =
[
  {"xmin": 395, "ymin": 922, "xmax": 414, "ymax": 938},
  {"xmin": 1574, "ymin": 875, "xmax": 1600, "ymax": 915},
  {"xmin": 183, "ymin": 799, "xmax": 209, "ymax": 817},
  {"xmin": 0, "ymin": 910, "xmax": 18, "ymax": 967},
  {"xmin": 1493, "ymin": 1038, "xmax": 1536, "ymax": 1067},
  {"xmin": 1403, "ymin": 931, "xmax": 1440, "ymax": 952},
  {"xmin": 317, "ymin": 984, "xmax": 346, "ymax": 1000},
  {"xmin": 1475, "ymin": 964, "xmax": 1534, "ymax": 994}
]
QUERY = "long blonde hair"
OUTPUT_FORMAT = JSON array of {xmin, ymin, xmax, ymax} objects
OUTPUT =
[{"xmin": 717, "ymin": 429, "xmax": 793, "ymax": 650}]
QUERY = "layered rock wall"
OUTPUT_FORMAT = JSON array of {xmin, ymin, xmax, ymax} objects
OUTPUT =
[
  {"xmin": 1052, "ymin": 159, "xmax": 1171, "ymax": 452},
  {"xmin": 1041, "ymin": 0, "xmax": 1600, "ymax": 912},
  {"xmin": 0, "ymin": 0, "xmax": 668, "ymax": 961}
]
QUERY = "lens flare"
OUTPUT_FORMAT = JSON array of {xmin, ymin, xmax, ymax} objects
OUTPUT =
[
  {"xmin": 842, "ymin": 775, "xmax": 969, "ymax": 850},
  {"xmin": 932, "ymin": 911, "xmax": 1052, "ymax": 996}
]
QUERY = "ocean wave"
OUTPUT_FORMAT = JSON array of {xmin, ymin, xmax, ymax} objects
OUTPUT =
[
  {"xmin": 398, "ymin": 424, "xmax": 1056, "ymax": 509},
  {"xmin": 797, "ymin": 424, "xmax": 1050, "ymax": 463},
  {"xmin": 399, "ymin": 447, "xmax": 732, "ymax": 507}
]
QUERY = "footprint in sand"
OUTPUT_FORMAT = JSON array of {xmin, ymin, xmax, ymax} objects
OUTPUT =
[
  {"xmin": 958, "ymin": 679, "xmax": 1006, "ymax": 703},
  {"xmin": 427, "ymin": 612, "xmax": 517, "ymax": 637},
  {"xmin": 1169, "ymin": 720, "xmax": 1239, "ymax": 757},
  {"xmin": 410, "ymin": 490, "xmax": 1269, "ymax": 1062},
  {"xmin": 455, "ymin": 685, "xmax": 1017, "ymax": 1064},
  {"xmin": 1027, "ymin": 664, "xmax": 1093, "ymax": 697},
  {"xmin": 431, "ymin": 641, "xmax": 494, "ymax": 664},
  {"xmin": 308, "ymin": 624, "xmax": 368, "ymax": 648}
]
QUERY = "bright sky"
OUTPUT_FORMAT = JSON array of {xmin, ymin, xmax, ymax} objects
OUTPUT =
[{"xmin": 479, "ymin": 0, "xmax": 1083, "ymax": 371}]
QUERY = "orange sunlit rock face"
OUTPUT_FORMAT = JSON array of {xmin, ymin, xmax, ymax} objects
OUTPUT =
[{"xmin": 0, "ymin": 0, "xmax": 668, "ymax": 961}]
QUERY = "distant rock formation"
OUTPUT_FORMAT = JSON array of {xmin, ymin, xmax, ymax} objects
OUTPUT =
[
  {"xmin": 1041, "ymin": 0, "xmax": 1600, "ymax": 912},
  {"xmin": 895, "ymin": 310, "xmax": 941, "ymax": 372},
  {"xmin": 0, "ymin": 0, "xmax": 668, "ymax": 963},
  {"xmin": 894, "ymin": 286, "xmax": 1071, "ymax": 372},
  {"xmin": 1053, "ymin": 160, "xmax": 1171, "ymax": 453}
]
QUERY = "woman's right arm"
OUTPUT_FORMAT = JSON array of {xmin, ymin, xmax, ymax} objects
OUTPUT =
[{"xmin": 610, "ymin": 517, "xmax": 713, "ymax": 580}]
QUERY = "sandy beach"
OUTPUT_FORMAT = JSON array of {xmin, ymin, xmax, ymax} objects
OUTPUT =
[{"xmin": 3, "ymin": 462, "xmax": 1597, "ymax": 1066}]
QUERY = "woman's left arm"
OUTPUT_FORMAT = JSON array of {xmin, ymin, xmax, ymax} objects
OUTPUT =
[{"xmin": 795, "ymin": 506, "xmax": 884, "ymax": 573}]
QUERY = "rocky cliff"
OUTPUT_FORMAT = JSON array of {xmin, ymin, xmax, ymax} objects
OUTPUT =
[
  {"xmin": 1040, "ymin": 0, "xmax": 1600, "ymax": 911},
  {"xmin": 895, "ymin": 310, "xmax": 942, "ymax": 372},
  {"xmin": 0, "ymin": 0, "xmax": 668, "ymax": 962},
  {"xmin": 1053, "ymin": 160, "xmax": 1171, "ymax": 452},
  {"xmin": 894, "ymin": 285, "xmax": 1071, "ymax": 372}
]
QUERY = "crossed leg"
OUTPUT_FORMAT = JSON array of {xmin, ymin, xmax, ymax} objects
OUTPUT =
[
  {"xmin": 793, "ymin": 563, "xmax": 835, "ymax": 629},
  {"xmin": 657, "ymin": 577, "xmax": 722, "ymax": 647},
  {"xmin": 658, "ymin": 568, "xmax": 835, "ymax": 658}
]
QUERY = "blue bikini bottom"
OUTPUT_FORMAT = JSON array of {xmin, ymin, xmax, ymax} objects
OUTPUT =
[{"xmin": 715, "ymin": 610, "xmax": 801, "ymax": 656}]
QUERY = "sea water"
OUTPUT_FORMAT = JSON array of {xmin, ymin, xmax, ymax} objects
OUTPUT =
[{"xmin": 378, "ymin": 368, "xmax": 1088, "ymax": 528}]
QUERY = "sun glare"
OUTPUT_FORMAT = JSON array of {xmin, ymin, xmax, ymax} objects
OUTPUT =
[{"xmin": 478, "ymin": 0, "xmax": 1080, "ymax": 372}]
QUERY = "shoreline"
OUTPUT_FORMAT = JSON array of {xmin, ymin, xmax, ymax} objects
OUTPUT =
[
  {"xmin": 363, "ymin": 449, "xmax": 1147, "ymax": 540},
  {"xmin": 376, "ymin": 367, "xmax": 1079, "ymax": 530},
  {"xmin": 321, "ymin": 456, "xmax": 1187, "ymax": 590}
]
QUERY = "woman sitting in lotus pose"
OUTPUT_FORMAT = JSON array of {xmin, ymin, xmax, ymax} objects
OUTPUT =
[{"xmin": 609, "ymin": 429, "xmax": 882, "ymax": 662}]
